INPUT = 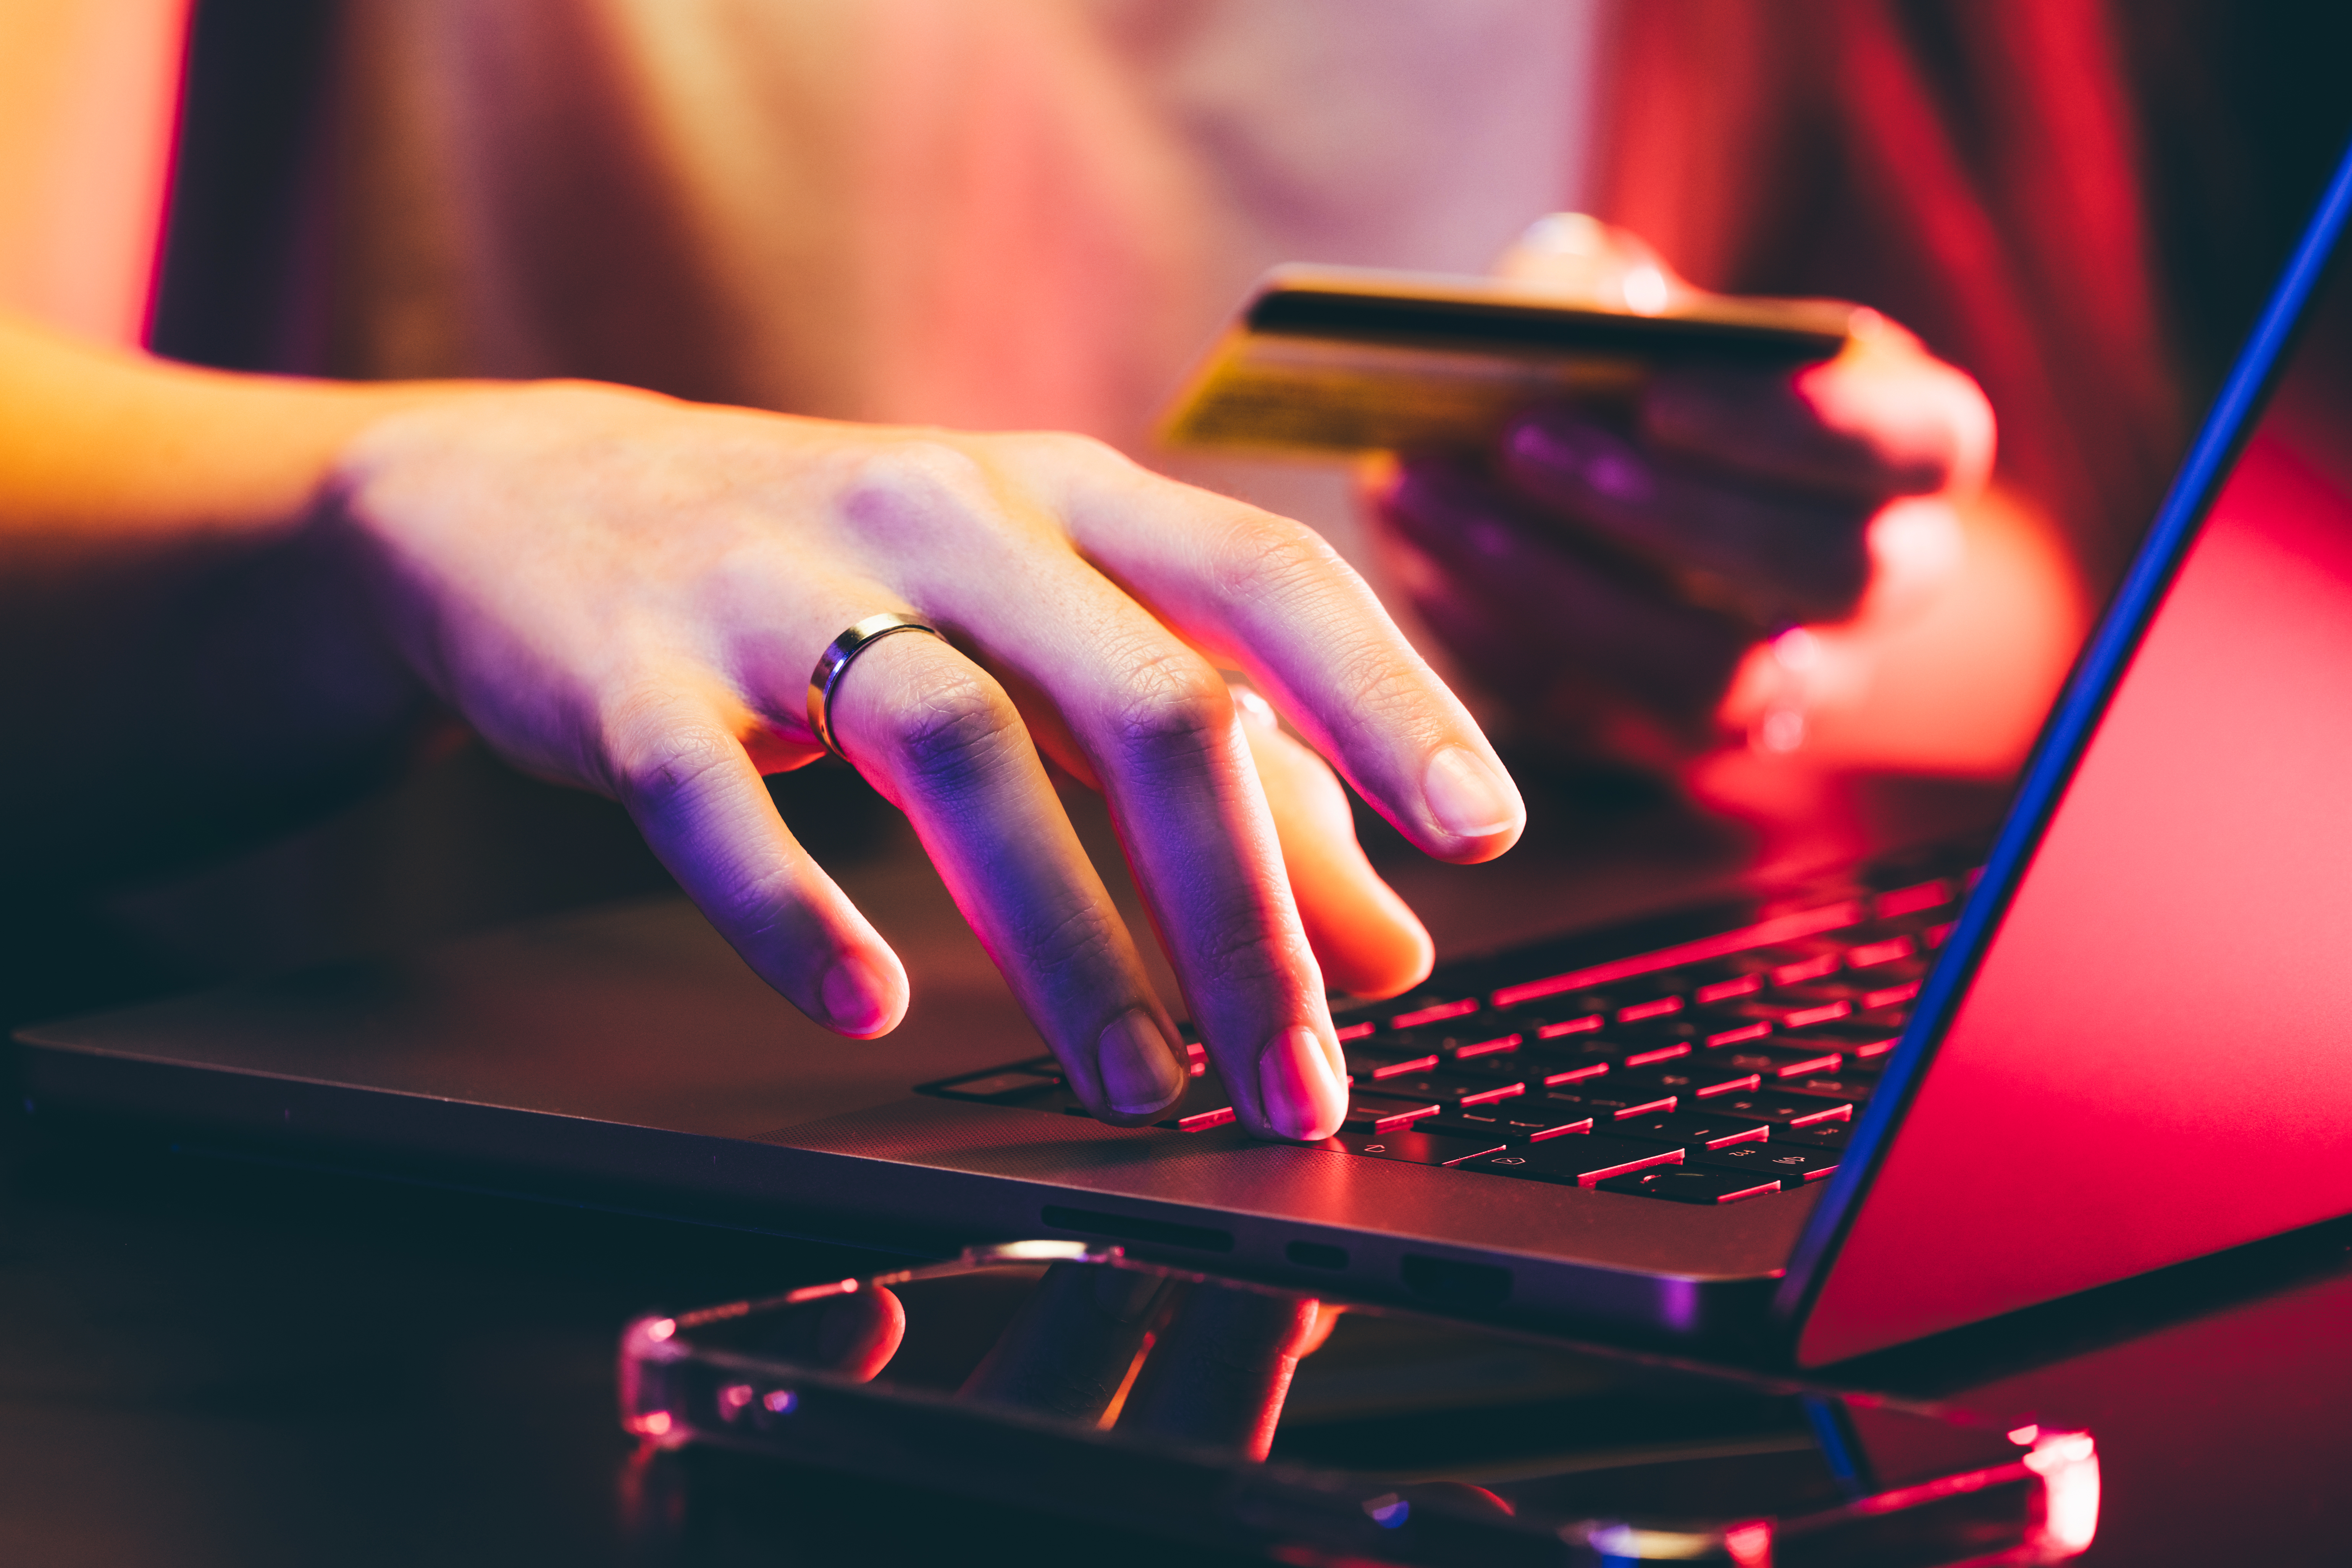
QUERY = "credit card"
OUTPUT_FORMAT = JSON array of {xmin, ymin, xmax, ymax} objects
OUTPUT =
[{"xmin": 1158, "ymin": 265, "xmax": 1856, "ymax": 458}]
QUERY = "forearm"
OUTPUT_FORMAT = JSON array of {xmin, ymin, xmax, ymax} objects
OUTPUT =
[
  {"xmin": 0, "ymin": 315, "xmax": 484, "ymax": 884},
  {"xmin": 0, "ymin": 313, "xmax": 466, "ymax": 543}
]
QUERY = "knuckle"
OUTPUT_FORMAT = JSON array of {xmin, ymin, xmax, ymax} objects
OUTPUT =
[
  {"xmin": 1190, "ymin": 906, "xmax": 1306, "ymax": 993},
  {"xmin": 839, "ymin": 439, "xmax": 991, "ymax": 537},
  {"xmin": 1011, "ymin": 897, "xmax": 1127, "ymax": 991},
  {"xmin": 604, "ymin": 690, "xmax": 741, "ymax": 812},
  {"xmin": 882, "ymin": 664, "xmax": 1024, "ymax": 788},
  {"xmin": 1103, "ymin": 644, "xmax": 1234, "ymax": 757},
  {"xmin": 1203, "ymin": 511, "xmax": 1343, "ymax": 604}
]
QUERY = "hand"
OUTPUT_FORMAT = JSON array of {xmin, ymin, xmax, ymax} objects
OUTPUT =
[
  {"xmin": 325, "ymin": 383, "xmax": 1518, "ymax": 1140},
  {"xmin": 1370, "ymin": 216, "xmax": 1993, "ymax": 770}
]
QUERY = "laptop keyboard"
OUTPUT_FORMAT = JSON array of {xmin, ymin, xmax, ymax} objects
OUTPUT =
[{"xmin": 917, "ymin": 874, "xmax": 1968, "ymax": 1206}]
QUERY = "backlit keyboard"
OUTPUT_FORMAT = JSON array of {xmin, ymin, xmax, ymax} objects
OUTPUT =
[{"xmin": 917, "ymin": 872, "xmax": 1968, "ymax": 1206}]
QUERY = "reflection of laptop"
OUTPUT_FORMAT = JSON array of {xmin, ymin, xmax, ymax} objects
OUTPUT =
[{"xmin": 21, "ymin": 148, "xmax": 2352, "ymax": 1368}]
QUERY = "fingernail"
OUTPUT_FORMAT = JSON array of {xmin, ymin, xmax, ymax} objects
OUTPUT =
[
  {"xmin": 1097, "ymin": 1009, "xmax": 1186, "ymax": 1117},
  {"xmin": 1422, "ymin": 745, "xmax": 1522, "ymax": 841},
  {"xmin": 821, "ymin": 952, "xmax": 893, "ymax": 1036},
  {"xmin": 1258, "ymin": 1025, "xmax": 1348, "ymax": 1141}
]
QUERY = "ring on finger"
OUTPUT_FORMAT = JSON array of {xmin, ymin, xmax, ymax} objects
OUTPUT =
[{"xmin": 807, "ymin": 611, "xmax": 947, "ymax": 758}]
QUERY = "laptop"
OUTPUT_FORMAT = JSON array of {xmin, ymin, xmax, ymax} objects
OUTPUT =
[{"xmin": 19, "ymin": 143, "xmax": 2352, "ymax": 1370}]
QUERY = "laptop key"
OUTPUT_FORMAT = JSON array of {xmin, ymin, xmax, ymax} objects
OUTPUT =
[
  {"xmin": 1346, "ymin": 1089, "xmax": 1446, "ymax": 1129},
  {"xmin": 1593, "ymin": 1167, "xmax": 1783, "ymax": 1205},
  {"xmin": 1874, "ymin": 878, "xmax": 1954, "ymax": 920},
  {"xmin": 1457, "ymin": 1136, "xmax": 1685, "ymax": 1187},
  {"xmin": 1610, "ymin": 1062, "xmax": 1766, "ymax": 1100},
  {"xmin": 1322, "ymin": 1128, "xmax": 1505, "ymax": 1166},
  {"xmin": 1541, "ymin": 1086, "xmax": 1679, "ymax": 1121},
  {"xmin": 1344, "ymin": 1046, "xmax": 1442, "ymax": 1080},
  {"xmin": 1779, "ymin": 1075, "xmax": 1874, "ymax": 1104},
  {"xmin": 1689, "ymin": 1142, "xmax": 1842, "ymax": 1184},
  {"xmin": 1703, "ymin": 1092, "xmax": 1853, "ymax": 1126},
  {"xmin": 1842, "ymin": 935, "xmax": 1918, "ymax": 970},
  {"xmin": 1779, "ymin": 1020, "xmax": 1904, "ymax": 1060},
  {"xmin": 1610, "ymin": 1111, "xmax": 1773, "ymax": 1149},
  {"xmin": 927, "ymin": 1066, "xmax": 1065, "ymax": 1103},
  {"xmin": 1138, "ymin": 1074, "xmax": 1242, "ymax": 1131},
  {"xmin": 1438, "ymin": 1050, "xmax": 1538, "ymax": 1082},
  {"xmin": 1532, "ymin": 1058, "xmax": 1614, "ymax": 1087},
  {"xmin": 1439, "ymin": 1032, "xmax": 1525, "ymax": 1061},
  {"xmin": 1425, "ymin": 1108, "xmax": 1595, "ymax": 1142},
  {"xmin": 1388, "ymin": 997, "xmax": 1483, "ymax": 1032},
  {"xmin": 1360, "ymin": 1072, "xmax": 1528, "ymax": 1108},
  {"xmin": 1771, "ymin": 1120, "xmax": 1854, "ymax": 1151}
]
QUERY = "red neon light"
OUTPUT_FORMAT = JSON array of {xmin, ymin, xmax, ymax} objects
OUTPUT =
[
  {"xmin": 1624, "ymin": 1043, "xmax": 1693, "ymax": 1067},
  {"xmin": 1847, "ymin": 1034, "xmax": 1901, "ymax": 1058},
  {"xmin": 1704, "ymin": 1124, "xmax": 1771, "ymax": 1147},
  {"xmin": 1875, "ymin": 880, "xmax": 1953, "ymax": 919},
  {"xmin": 1860, "ymin": 982, "xmax": 1922, "ymax": 1009},
  {"xmin": 1538, "ymin": 1015, "xmax": 1606, "ymax": 1038},
  {"xmin": 1782, "ymin": 1001, "xmax": 1854, "ymax": 1029},
  {"xmin": 1614, "ymin": 1096, "xmax": 1678, "ymax": 1119},
  {"xmin": 1365, "ymin": 1103, "xmax": 1440, "ymax": 1132},
  {"xmin": 1391, "ymin": 998, "xmax": 1480, "ymax": 1030},
  {"xmin": 1368, "ymin": 1054, "xmax": 1439, "ymax": 1078},
  {"xmin": 1489, "ymin": 901, "xmax": 1866, "ymax": 1008},
  {"xmin": 1577, "ymin": 1148, "xmax": 1684, "ymax": 1186},
  {"xmin": 1771, "ymin": 952, "xmax": 1846, "ymax": 986},
  {"xmin": 1618, "ymin": 996, "xmax": 1686, "ymax": 1023},
  {"xmin": 1844, "ymin": 936, "xmax": 1917, "ymax": 969},
  {"xmin": 1455, "ymin": 1034, "xmax": 1522, "ymax": 1058},
  {"xmin": 1706, "ymin": 1021, "xmax": 1775, "ymax": 1046},
  {"xmin": 1459, "ymin": 1082, "xmax": 1527, "ymax": 1105},
  {"xmin": 1697, "ymin": 975, "xmax": 1765, "ymax": 1003},
  {"xmin": 1530, "ymin": 1117, "xmax": 1594, "ymax": 1139},
  {"xmin": 1175, "ymin": 1106, "xmax": 1236, "ymax": 1131},
  {"xmin": 1543, "ymin": 1063, "xmax": 1609, "ymax": 1085},
  {"xmin": 1790, "ymin": 1103, "xmax": 1852, "ymax": 1125},
  {"xmin": 1714, "ymin": 1182, "xmax": 1783, "ymax": 1205},
  {"xmin": 1694, "ymin": 1074, "xmax": 1764, "ymax": 1097},
  {"xmin": 1772, "ymin": 1053, "xmax": 1844, "ymax": 1077},
  {"xmin": 1334, "ymin": 1021, "xmax": 1375, "ymax": 1042}
]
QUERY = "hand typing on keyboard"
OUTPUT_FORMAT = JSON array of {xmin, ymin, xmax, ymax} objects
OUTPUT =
[{"xmin": 924, "ymin": 874, "xmax": 1965, "ymax": 1205}]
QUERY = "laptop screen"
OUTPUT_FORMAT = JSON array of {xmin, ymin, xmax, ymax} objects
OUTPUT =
[{"xmin": 1791, "ymin": 144, "xmax": 2352, "ymax": 1364}]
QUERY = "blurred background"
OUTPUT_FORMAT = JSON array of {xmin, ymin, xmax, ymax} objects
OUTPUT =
[{"xmin": 6, "ymin": 0, "xmax": 2349, "ymax": 1027}]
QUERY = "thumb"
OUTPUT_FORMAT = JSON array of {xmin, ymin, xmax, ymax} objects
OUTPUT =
[{"xmin": 1491, "ymin": 213, "xmax": 1695, "ymax": 317}]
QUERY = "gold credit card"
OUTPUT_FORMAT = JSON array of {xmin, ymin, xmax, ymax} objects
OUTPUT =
[{"xmin": 1157, "ymin": 265, "xmax": 1856, "ymax": 459}]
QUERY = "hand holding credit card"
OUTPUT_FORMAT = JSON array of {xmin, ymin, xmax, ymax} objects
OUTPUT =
[
  {"xmin": 1157, "ymin": 261, "xmax": 1859, "ymax": 459},
  {"xmin": 1156, "ymin": 216, "xmax": 1995, "ymax": 766}
]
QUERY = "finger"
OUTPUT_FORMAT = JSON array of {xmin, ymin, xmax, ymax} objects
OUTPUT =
[
  {"xmin": 1493, "ymin": 212, "xmax": 1692, "ymax": 315},
  {"xmin": 753, "ymin": 1285, "xmax": 909, "ymax": 1382},
  {"xmin": 892, "ymin": 541, "xmax": 1349, "ymax": 1142},
  {"xmin": 958, "ymin": 1261, "xmax": 1173, "ymax": 1421},
  {"xmin": 822, "ymin": 627, "xmax": 1191, "ymax": 1124},
  {"xmin": 1376, "ymin": 456, "xmax": 1751, "ymax": 751},
  {"xmin": 1501, "ymin": 407, "xmax": 1875, "ymax": 622},
  {"xmin": 1641, "ymin": 328, "xmax": 1995, "ymax": 501},
  {"xmin": 600, "ymin": 672, "xmax": 908, "ymax": 1036},
  {"xmin": 1114, "ymin": 1280, "xmax": 1321, "ymax": 1459},
  {"xmin": 1234, "ymin": 688, "xmax": 1431, "ymax": 1000},
  {"xmin": 1012, "ymin": 437, "xmax": 1525, "ymax": 868}
]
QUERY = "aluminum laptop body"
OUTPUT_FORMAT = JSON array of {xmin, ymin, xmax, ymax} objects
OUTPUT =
[{"xmin": 18, "ymin": 147, "xmax": 2352, "ymax": 1369}]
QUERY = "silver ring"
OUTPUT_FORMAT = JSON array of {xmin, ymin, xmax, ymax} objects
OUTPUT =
[{"xmin": 806, "ymin": 612, "xmax": 945, "ymax": 758}]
